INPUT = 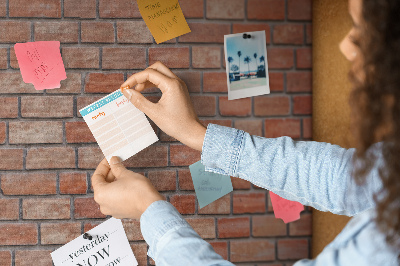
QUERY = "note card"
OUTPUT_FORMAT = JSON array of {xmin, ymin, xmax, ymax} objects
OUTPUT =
[
  {"xmin": 14, "ymin": 41, "xmax": 66, "ymax": 90},
  {"xmin": 51, "ymin": 218, "xmax": 138, "ymax": 266},
  {"xmin": 79, "ymin": 90, "xmax": 158, "ymax": 163},
  {"xmin": 137, "ymin": 0, "xmax": 191, "ymax": 44},
  {"xmin": 189, "ymin": 161, "xmax": 233, "ymax": 208},
  {"xmin": 269, "ymin": 191, "xmax": 304, "ymax": 224}
]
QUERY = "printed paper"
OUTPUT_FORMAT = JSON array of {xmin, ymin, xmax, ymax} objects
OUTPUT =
[
  {"xmin": 269, "ymin": 191, "xmax": 304, "ymax": 223},
  {"xmin": 51, "ymin": 218, "xmax": 138, "ymax": 266},
  {"xmin": 14, "ymin": 41, "xmax": 66, "ymax": 90},
  {"xmin": 137, "ymin": 0, "xmax": 191, "ymax": 44},
  {"xmin": 189, "ymin": 161, "xmax": 233, "ymax": 208},
  {"xmin": 79, "ymin": 90, "xmax": 158, "ymax": 163}
]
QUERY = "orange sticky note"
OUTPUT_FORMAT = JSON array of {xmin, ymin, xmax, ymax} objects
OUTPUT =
[
  {"xmin": 137, "ymin": 0, "xmax": 191, "ymax": 44},
  {"xmin": 269, "ymin": 191, "xmax": 304, "ymax": 224},
  {"xmin": 14, "ymin": 41, "xmax": 66, "ymax": 91}
]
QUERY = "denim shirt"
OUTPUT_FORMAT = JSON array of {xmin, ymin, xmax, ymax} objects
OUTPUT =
[{"xmin": 140, "ymin": 124, "xmax": 399, "ymax": 265}]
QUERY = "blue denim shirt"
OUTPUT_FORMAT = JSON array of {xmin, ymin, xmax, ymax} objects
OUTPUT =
[{"xmin": 140, "ymin": 124, "xmax": 399, "ymax": 265}]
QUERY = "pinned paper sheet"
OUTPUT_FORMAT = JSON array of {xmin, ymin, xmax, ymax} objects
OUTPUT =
[
  {"xmin": 269, "ymin": 191, "xmax": 304, "ymax": 223},
  {"xmin": 14, "ymin": 41, "xmax": 66, "ymax": 90},
  {"xmin": 137, "ymin": 0, "xmax": 191, "ymax": 44},
  {"xmin": 79, "ymin": 89, "xmax": 158, "ymax": 163},
  {"xmin": 51, "ymin": 218, "xmax": 138, "ymax": 266},
  {"xmin": 189, "ymin": 161, "xmax": 233, "ymax": 208}
]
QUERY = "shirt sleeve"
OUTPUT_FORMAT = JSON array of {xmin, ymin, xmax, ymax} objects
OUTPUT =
[
  {"xmin": 201, "ymin": 124, "xmax": 384, "ymax": 216},
  {"xmin": 140, "ymin": 200, "xmax": 234, "ymax": 266}
]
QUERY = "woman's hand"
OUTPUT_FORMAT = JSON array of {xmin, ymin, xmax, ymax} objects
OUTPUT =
[
  {"xmin": 120, "ymin": 61, "xmax": 206, "ymax": 152},
  {"xmin": 92, "ymin": 157, "xmax": 165, "ymax": 220}
]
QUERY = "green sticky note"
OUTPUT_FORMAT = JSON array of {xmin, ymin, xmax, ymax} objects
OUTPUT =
[{"xmin": 189, "ymin": 160, "xmax": 233, "ymax": 208}]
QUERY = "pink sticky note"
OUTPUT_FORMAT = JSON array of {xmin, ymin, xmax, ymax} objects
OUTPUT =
[
  {"xmin": 269, "ymin": 191, "xmax": 304, "ymax": 223},
  {"xmin": 14, "ymin": 41, "xmax": 66, "ymax": 90}
]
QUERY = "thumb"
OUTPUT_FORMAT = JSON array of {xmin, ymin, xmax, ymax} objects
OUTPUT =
[
  {"xmin": 123, "ymin": 88, "xmax": 155, "ymax": 116},
  {"xmin": 109, "ymin": 156, "xmax": 129, "ymax": 178}
]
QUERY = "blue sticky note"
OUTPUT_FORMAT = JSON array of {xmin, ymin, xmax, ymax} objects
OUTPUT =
[{"xmin": 189, "ymin": 160, "xmax": 233, "ymax": 208}]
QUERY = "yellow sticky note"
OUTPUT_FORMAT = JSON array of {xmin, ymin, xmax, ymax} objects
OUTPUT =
[{"xmin": 137, "ymin": 0, "xmax": 191, "ymax": 44}]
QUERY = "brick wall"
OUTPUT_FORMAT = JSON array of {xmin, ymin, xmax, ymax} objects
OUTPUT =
[{"xmin": 0, "ymin": 0, "xmax": 312, "ymax": 265}]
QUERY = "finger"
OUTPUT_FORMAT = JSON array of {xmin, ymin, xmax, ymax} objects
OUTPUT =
[
  {"xmin": 147, "ymin": 61, "xmax": 177, "ymax": 79},
  {"xmin": 121, "ymin": 68, "xmax": 173, "ymax": 94},
  {"xmin": 122, "ymin": 88, "xmax": 158, "ymax": 117},
  {"xmin": 109, "ymin": 156, "xmax": 130, "ymax": 178},
  {"xmin": 105, "ymin": 169, "xmax": 116, "ymax": 183},
  {"xmin": 92, "ymin": 158, "xmax": 110, "ymax": 190}
]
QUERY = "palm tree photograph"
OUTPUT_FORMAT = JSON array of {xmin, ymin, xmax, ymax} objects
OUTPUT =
[{"xmin": 224, "ymin": 30, "xmax": 269, "ymax": 100}]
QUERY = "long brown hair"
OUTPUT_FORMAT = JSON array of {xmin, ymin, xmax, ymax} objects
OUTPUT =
[{"xmin": 350, "ymin": 0, "xmax": 400, "ymax": 250}]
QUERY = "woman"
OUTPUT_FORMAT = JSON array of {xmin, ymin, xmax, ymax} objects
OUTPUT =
[{"xmin": 92, "ymin": 0, "xmax": 400, "ymax": 264}]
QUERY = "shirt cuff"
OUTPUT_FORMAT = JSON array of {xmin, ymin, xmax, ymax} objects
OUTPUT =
[
  {"xmin": 201, "ymin": 123, "xmax": 245, "ymax": 177},
  {"xmin": 140, "ymin": 200, "xmax": 191, "ymax": 259}
]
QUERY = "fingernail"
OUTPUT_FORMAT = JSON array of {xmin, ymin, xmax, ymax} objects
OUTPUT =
[
  {"xmin": 110, "ymin": 156, "xmax": 122, "ymax": 165},
  {"xmin": 120, "ymin": 85, "xmax": 130, "ymax": 92},
  {"xmin": 125, "ymin": 89, "xmax": 133, "ymax": 100}
]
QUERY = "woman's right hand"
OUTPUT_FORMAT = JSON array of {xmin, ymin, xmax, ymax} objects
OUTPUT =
[{"xmin": 120, "ymin": 61, "xmax": 206, "ymax": 152}]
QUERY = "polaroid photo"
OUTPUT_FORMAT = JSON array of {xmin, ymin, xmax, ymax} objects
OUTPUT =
[{"xmin": 224, "ymin": 30, "xmax": 270, "ymax": 100}]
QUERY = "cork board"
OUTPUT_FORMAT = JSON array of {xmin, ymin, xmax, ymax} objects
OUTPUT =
[{"xmin": 312, "ymin": 0, "xmax": 353, "ymax": 257}]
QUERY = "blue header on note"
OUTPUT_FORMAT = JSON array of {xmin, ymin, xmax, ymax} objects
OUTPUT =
[{"xmin": 79, "ymin": 90, "xmax": 123, "ymax": 117}]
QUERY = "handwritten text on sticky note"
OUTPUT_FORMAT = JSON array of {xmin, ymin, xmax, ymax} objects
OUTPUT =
[
  {"xmin": 14, "ymin": 41, "xmax": 66, "ymax": 90},
  {"xmin": 137, "ymin": 0, "xmax": 191, "ymax": 44},
  {"xmin": 269, "ymin": 191, "xmax": 304, "ymax": 223}
]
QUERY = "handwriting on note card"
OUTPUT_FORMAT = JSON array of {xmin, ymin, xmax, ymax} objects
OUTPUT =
[
  {"xmin": 269, "ymin": 191, "xmax": 304, "ymax": 224},
  {"xmin": 137, "ymin": 0, "xmax": 191, "ymax": 44},
  {"xmin": 14, "ymin": 41, "xmax": 66, "ymax": 91}
]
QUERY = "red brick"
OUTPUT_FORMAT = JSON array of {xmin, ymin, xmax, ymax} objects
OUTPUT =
[
  {"xmin": 209, "ymin": 241, "xmax": 228, "ymax": 260},
  {"xmin": 2, "ymin": 173, "xmax": 56, "ymax": 195},
  {"xmin": 175, "ymin": 71, "xmax": 201, "ymax": 92},
  {"xmin": 64, "ymin": 0, "xmax": 96, "ymax": 18},
  {"xmin": 198, "ymin": 194, "xmax": 230, "ymax": 214},
  {"xmin": 130, "ymin": 243, "xmax": 147, "ymax": 266},
  {"xmin": 62, "ymin": 47, "xmax": 100, "ymax": 69},
  {"xmin": 178, "ymin": 169, "xmax": 194, "ymax": 190},
  {"xmin": 77, "ymin": 96, "xmax": 102, "ymax": 117},
  {"xmin": 268, "ymin": 48, "xmax": 294, "ymax": 69},
  {"xmin": 306, "ymin": 24, "xmax": 312, "ymax": 44},
  {"xmin": 9, "ymin": 121, "xmax": 62, "ymax": 144},
  {"xmin": 170, "ymin": 194, "xmax": 196, "ymax": 214},
  {"xmin": 0, "ymin": 48, "xmax": 7, "ymax": 69},
  {"xmin": 0, "ymin": 21, "xmax": 30, "ymax": 43},
  {"xmin": 23, "ymin": 198, "xmax": 70, "ymax": 219},
  {"xmin": 233, "ymin": 192, "xmax": 266, "ymax": 214},
  {"xmin": 289, "ymin": 213, "xmax": 312, "ymax": 236},
  {"xmin": 247, "ymin": 0, "xmax": 285, "ymax": 20},
  {"xmin": 200, "ymin": 119, "xmax": 232, "ymax": 128},
  {"xmin": 83, "ymin": 221, "xmax": 101, "ymax": 231},
  {"xmin": 191, "ymin": 95, "xmax": 216, "ymax": 116},
  {"xmin": 34, "ymin": 21, "xmax": 78, "ymax": 43},
  {"xmin": 26, "ymin": 147, "xmax": 75, "ymax": 169},
  {"xmin": 0, "ymin": 72, "xmax": 39, "ymax": 92},
  {"xmin": 254, "ymin": 96, "xmax": 290, "ymax": 116},
  {"xmin": 206, "ymin": 0, "xmax": 244, "ymax": 19},
  {"xmin": 0, "ymin": 97, "xmax": 18, "ymax": 118},
  {"xmin": 233, "ymin": 120, "xmax": 261, "ymax": 136},
  {"xmin": 294, "ymin": 95, "xmax": 312, "ymax": 115},
  {"xmin": 287, "ymin": 72, "xmax": 312, "ymax": 92},
  {"xmin": 231, "ymin": 176, "xmax": 251, "ymax": 189},
  {"xmin": 99, "ymin": 0, "xmax": 141, "ymax": 18},
  {"xmin": 117, "ymin": 21, "xmax": 153, "ymax": 44},
  {"xmin": 0, "ymin": 251, "xmax": 11, "ymax": 266},
  {"xmin": 233, "ymin": 24, "xmax": 271, "ymax": 43},
  {"xmin": 47, "ymin": 72, "xmax": 82, "ymax": 94},
  {"xmin": 66, "ymin": 121, "xmax": 95, "ymax": 143},
  {"xmin": 148, "ymin": 170, "xmax": 176, "ymax": 191},
  {"xmin": 0, "ymin": 199, "xmax": 19, "ymax": 220},
  {"xmin": 84, "ymin": 73, "xmax": 124, "ymax": 93},
  {"xmin": 219, "ymin": 96, "xmax": 251, "ymax": 117},
  {"xmin": 59, "ymin": 172, "xmax": 87, "ymax": 195},
  {"xmin": 218, "ymin": 217, "xmax": 250, "ymax": 238},
  {"xmin": 74, "ymin": 197, "xmax": 106, "ymax": 219},
  {"xmin": 41, "ymin": 222, "xmax": 81, "ymax": 245},
  {"xmin": 273, "ymin": 24, "xmax": 304, "ymax": 45},
  {"xmin": 192, "ymin": 46, "xmax": 221, "ymax": 69},
  {"xmin": 203, "ymin": 72, "xmax": 227, "ymax": 92},
  {"xmin": 0, "ymin": 122, "xmax": 4, "ymax": 144},
  {"xmin": 296, "ymin": 48, "xmax": 312, "ymax": 69},
  {"xmin": 122, "ymin": 220, "xmax": 143, "ymax": 241},
  {"xmin": 0, "ymin": 224, "xmax": 37, "ymax": 245},
  {"xmin": 265, "ymin": 118, "xmax": 301, "ymax": 138},
  {"xmin": 21, "ymin": 96, "xmax": 73, "ymax": 118},
  {"xmin": 0, "ymin": 0, "xmax": 5, "ymax": 17},
  {"xmin": 10, "ymin": 47, "xmax": 19, "ymax": 69},
  {"xmin": 170, "ymin": 144, "xmax": 201, "ymax": 166},
  {"xmin": 15, "ymin": 250, "xmax": 53, "ymax": 266},
  {"xmin": 303, "ymin": 117, "xmax": 312, "ymax": 139},
  {"xmin": 81, "ymin": 22, "xmax": 115, "ymax": 43},
  {"xmin": 179, "ymin": 23, "xmax": 230, "ymax": 43},
  {"xmin": 0, "ymin": 149, "xmax": 23, "ymax": 170},
  {"xmin": 230, "ymin": 240, "xmax": 275, "ymax": 262},
  {"xmin": 277, "ymin": 239, "xmax": 308, "ymax": 259},
  {"xmin": 179, "ymin": 0, "xmax": 203, "ymax": 18},
  {"xmin": 288, "ymin": 0, "xmax": 312, "ymax": 20},
  {"xmin": 253, "ymin": 215, "xmax": 287, "ymax": 237},
  {"xmin": 102, "ymin": 47, "xmax": 146, "ymax": 69},
  {"xmin": 267, "ymin": 192, "xmax": 274, "ymax": 212},
  {"xmin": 186, "ymin": 218, "xmax": 216, "ymax": 239},
  {"xmin": 77, "ymin": 147, "xmax": 104, "ymax": 169},
  {"xmin": 149, "ymin": 48, "xmax": 190, "ymax": 69},
  {"xmin": 10, "ymin": 0, "xmax": 61, "ymax": 17},
  {"xmin": 122, "ymin": 145, "xmax": 168, "ymax": 168}
]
